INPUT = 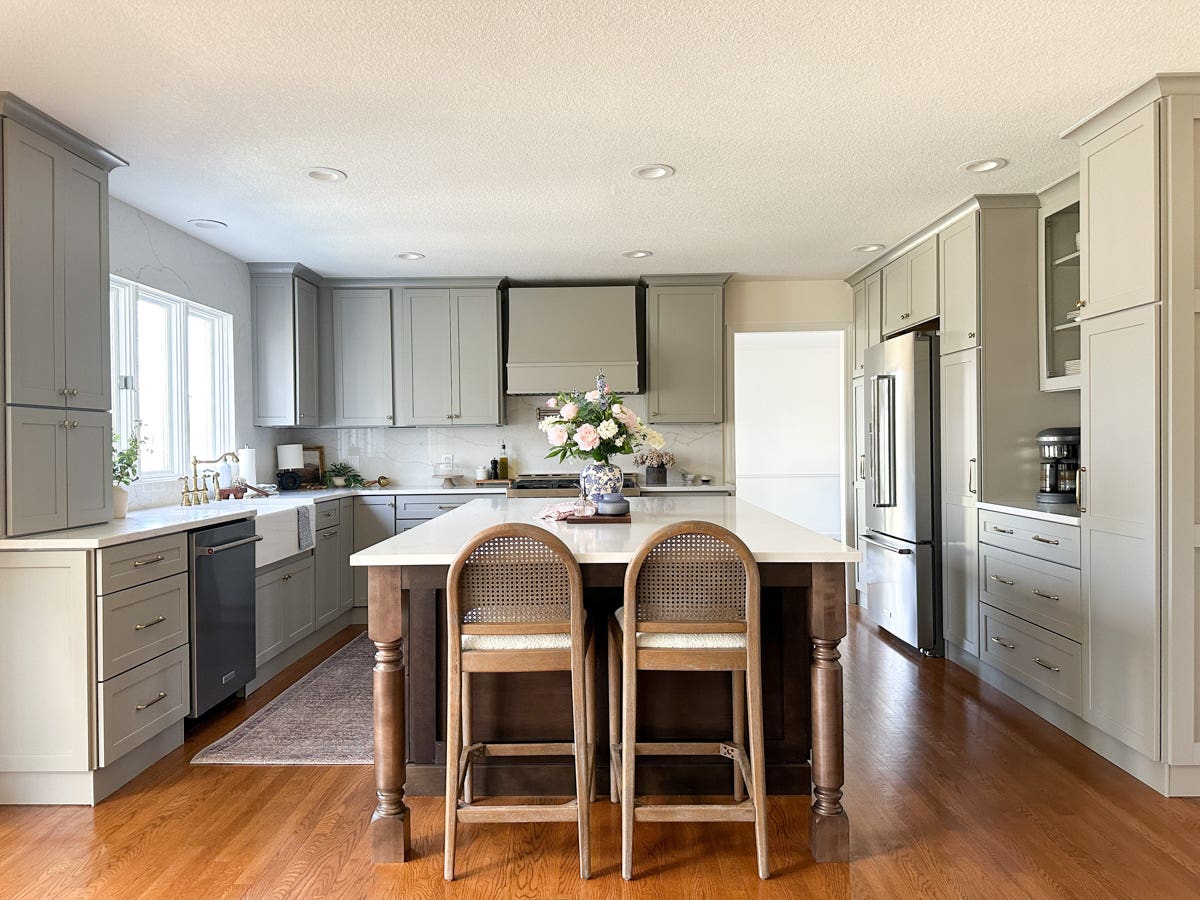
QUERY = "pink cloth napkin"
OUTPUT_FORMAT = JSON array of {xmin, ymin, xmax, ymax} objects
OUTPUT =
[{"xmin": 537, "ymin": 501, "xmax": 590, "ymax": 521}]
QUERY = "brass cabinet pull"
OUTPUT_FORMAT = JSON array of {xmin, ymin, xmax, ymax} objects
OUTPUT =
[
  {"xmin": 1033, "ymin": 657, "xmax": 1061, "ymax": 673},
  {"xmin": 1077, "ymin": 466, "xmax": 1087, "ymax": 513},
  {"xmin": 990, "ymin": 636, "xmax": 1016, "ymax": 650},
  {"xmin": 321, "ymin": 531, "xmax": 337, "ymax": 540},
  {"xmin": 282, "ymin": 574, "xmax": 293, "ymax": 582},
  {"xmin": 135, "ymin": 691, "xmax": 167, "ymax": 711},
  {"xmin": 1031, "ymin": 534, "xmax": 1060, "ymax": 546},
  {"xmin": 134, "ymin": 615, "xmax": 166, "ymax": 631},
  {"xmin": 132, "ymin": 554, "xmax": 165, "ymax": 568},
  {"xmin": 990, "ymin": 574, "xmax": 1015, "ymax": 586},
  {"xmin": 967, "ymin": 331, "xmax": 976, "ymax": 339},
  {"xmin": 1031, "ymin": 589, "xmax": 1060, "ymax": 602},
  {"xmin": 992, "ymin": 526, "xmax": 1014, "ymax": 535}
]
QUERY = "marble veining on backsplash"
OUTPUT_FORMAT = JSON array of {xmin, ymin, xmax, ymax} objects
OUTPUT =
[{"xmin": 289, "ymin": 395, "xmax": 724, "ymax": 486}]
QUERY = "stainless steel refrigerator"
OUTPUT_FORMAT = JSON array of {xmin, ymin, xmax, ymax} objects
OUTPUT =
[{"xmin": 862, "ymin": 332, "xmax": 942, "ymax": 655}]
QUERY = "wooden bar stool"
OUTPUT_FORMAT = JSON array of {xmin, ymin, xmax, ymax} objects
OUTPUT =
[
  {"xmin": 607, "ymin": 520, "xmax": 768, "ymax": 880},
  {"xmin": 443, "ymin": 523, "xmax": 595, "ymax": 881}
]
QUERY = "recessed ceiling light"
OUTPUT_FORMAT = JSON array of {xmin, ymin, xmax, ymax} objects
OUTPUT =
[
  {"xmin": 304, "ymin": 167, "xmax": 347, "ymax": 182},
  {"xmin": 851, "ymin": 243, "xmax": 886, "ymax": 253},
  {"xmin": 621, "ymin": 249, "xmax": 654, "ymax": 259},
  {"xmin": 394, "ymin": 252, "xmax": 425, "ymax": 260},
  {"xmin": 959, "ymin": 157, "xmax": 1007, "ymax": 173},
  {"xmin": 631, "ymin": 163, "xmax": 675, "ymax": 180},
  {"xmin": 187, "ymin": 218, "xmax": 227, "ymax": 230}
]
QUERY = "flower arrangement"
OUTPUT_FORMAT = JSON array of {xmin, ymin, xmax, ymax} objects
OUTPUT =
[
  {"xmin": 538, "ymin": 372, "xmax": 665, "ymax": 464},
  {"xmin": 633, "ymin": 449, "xmax": 676, "ymax": 469}
]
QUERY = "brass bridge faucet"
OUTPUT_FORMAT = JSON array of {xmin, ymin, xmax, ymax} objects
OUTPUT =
[{"xmin": 182, "ymin": 451, "xmax": 242, "ymax": 505}]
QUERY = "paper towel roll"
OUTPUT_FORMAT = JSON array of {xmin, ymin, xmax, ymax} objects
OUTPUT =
[
  {"xmin": 237, "ymin": 447, "xmax": 257, "ymax": 483},
  {"xmin": 277, "ymin": 443, "xmax": 305, "ymax": 471}
]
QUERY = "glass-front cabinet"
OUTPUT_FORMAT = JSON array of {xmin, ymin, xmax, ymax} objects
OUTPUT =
[{"xmin": 1039, "ymin": 175, "xmax": 1082, "ymax": 391}]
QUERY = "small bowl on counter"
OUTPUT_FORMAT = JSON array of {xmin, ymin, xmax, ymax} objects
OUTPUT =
[{"xmin": 595, "ymin": 492, "xmax": 630, "ymax": 516}]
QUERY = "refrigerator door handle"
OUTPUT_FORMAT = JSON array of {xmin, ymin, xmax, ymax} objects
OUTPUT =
[
  {"xmin": 871, "ymin": 374, "xmax": 897, "ymax": 508},
  {"xmin": 859, "ymin": 534, "xmax": 914, "ymax": 555}
]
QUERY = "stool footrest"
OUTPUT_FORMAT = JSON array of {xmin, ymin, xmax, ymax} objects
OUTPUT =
[
  {"xmin": 634, "ymin": 800, "xmax": 757, "ymax": 823},
  {"xmin": 474, "ymin": 741, "xmax": 575, "ymax": 757},
  {"xmin": 457, "ymin": 801, "xmax": 579, "ymax": 824}
]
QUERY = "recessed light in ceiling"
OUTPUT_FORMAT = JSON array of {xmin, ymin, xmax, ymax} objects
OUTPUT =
[
  {"xmin": 394, "ymin": 252, "xmax": 425, "ymax": 260},
  {"xmin": 621, "ymin": 249, "xmax": 654, "ymax": 259},
  {"xmin": 851, "ymin": 243, "xmax": 886, "ymax": 253},
  {"xmin": 304, "ymin": 167, "xmax": 347, "ymax": 182},
  {"xmin": 959, "ymin": 157, "xmax": 1008, "ymax": 173},
  {"xmin": 631, "ymin": 163, "xmax": 675, "ymax": 180},
  {"xmin": 187, "ymin": 218, "xmax": 227, "ymax": 230}
]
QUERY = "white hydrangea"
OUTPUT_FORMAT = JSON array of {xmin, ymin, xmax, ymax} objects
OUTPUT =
[
  {"xmin": 597, "ymin": 418, "xmax": 619, "ymax": 440},
  {"xmin": 644, "ymin": 428, "xmax": 666, "ymax": 449}
]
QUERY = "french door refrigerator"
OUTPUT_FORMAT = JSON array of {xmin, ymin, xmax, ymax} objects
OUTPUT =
[{"xmin": 863, "ymin": 332, "xmax": 942, "ymax": 655}]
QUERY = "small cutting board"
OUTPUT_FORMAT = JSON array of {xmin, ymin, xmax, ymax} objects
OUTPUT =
[{"xmin": 564, "ymin": 514, "xmax": 631, "ymax": 524}]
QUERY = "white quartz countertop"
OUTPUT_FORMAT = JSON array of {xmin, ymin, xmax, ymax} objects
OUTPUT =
[
  {"xmin": 0, "ymin": 484, "xmax": 509, "ymax": 550},
  {"xmin": 638, "ymin": 483, "xmax": 735, "ymax": 493},
  {"xmin": 977, "ymin": 499, "xmax": 1081, "ymax": 526},
  {"xmin": 351, "ymin": 496, "xmax": 859, "ymax": 566}
]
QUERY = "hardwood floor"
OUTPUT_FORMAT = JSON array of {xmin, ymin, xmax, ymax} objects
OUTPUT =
[{"xmin": 2, "ymin": 608, "xmax": 1199, "ymax": 898}]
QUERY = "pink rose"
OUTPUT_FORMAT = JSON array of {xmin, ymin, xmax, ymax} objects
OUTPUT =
[
  {"xmin": 546, "ymin": 424, "xmax": 568, "ymax": 447},
  {"xmin": 559, "ymin": 401, "xmax": 580, "ymax": 420},
  {"xmin": 546, "ymin": 397, "xmax": 558, "ymax": 408},
  {"xmin": 574, "ymin": 423, "xmax": 601, "ymax": 451},
  {"xmin": 611, "ymin": 403, "xmax": 637, "ymax": 428},
  {"xmin": 603, "ymin": 384, "xmax": 612, "ymax": 394},
  {"xmin": 584, "ymin": 390, "xmax": 601, "ymax": 402}
]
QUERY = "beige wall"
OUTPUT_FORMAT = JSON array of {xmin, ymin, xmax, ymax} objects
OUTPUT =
[{"xmin": 725, "ymin": 279, "xmax": 852, "ymax": 326}]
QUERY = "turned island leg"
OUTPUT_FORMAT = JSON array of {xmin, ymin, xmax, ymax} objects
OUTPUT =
[
  {"xmin": 809, "ymin": 562, "xmax": 850, "ymax": 863},
  {"xmin": 369, "ymin": 566, "xmax": 412, "ymax": 862}
]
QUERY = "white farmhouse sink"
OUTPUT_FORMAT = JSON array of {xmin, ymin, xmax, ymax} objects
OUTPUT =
[{"xmin": 254, "ymin": 507, "xmax": 302, "ymax": 569}]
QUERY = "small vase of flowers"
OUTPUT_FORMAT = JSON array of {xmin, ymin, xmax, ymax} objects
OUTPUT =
[
  {"xmin": 634, "ymin": 448, "xmax": 676, "ymax": 485},
  {"xmin": 539, "ymin": 372, "xmax": 666, "ymax": 503}
]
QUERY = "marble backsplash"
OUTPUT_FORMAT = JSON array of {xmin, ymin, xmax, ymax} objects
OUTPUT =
[{"xmin": 288, "ymin": 395, "xmax": 725, "ymax": 487}]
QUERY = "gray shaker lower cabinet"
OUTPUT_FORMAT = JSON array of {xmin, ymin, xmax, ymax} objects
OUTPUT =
[
  {"xmin": 255, "ymin": 555, "xmax": 316, "ymax": 668},
  {"xmin": 337, "ymin": 498, "xmax": 354, "ymax": 613},
  {"xmin": 353, "ymin": 497, "xmax": 397, "ymax": 606},
  {"xmin": 315, "ymin": 524, "xmax": 341, "ymax": 628},
  {"xmin": 644, "ymin": 275, "xmax": 729, "ymax": 424}
]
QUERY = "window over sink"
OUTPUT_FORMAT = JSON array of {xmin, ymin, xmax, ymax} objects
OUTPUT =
[{"xmin": 109, "ymin": 276, "xmax": 233, "ymax": 479}]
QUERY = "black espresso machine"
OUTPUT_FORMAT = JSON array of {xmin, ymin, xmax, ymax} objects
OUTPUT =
[{"xmin": 1036, "ymin": 427, "xmax": 1081, "ymax": 504}]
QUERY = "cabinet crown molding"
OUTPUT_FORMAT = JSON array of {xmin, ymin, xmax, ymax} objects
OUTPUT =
[
  {"xmin": 1061, "ymin": 72, "xmax": 1200, "ymax": 144},
  {"xmin": 318, "ymin": 276, "xmax": 505, "ymax": 290},
  {"xmin": 248, "ymin": 262, "xmax": 323, "ymax": 285},
  {"xmin": 0, "ymin": 92, "xmax": 128, "ymax": 171},
  {"xmin": 844, "ymin": 194, "xmax": 1039, "ymax": 287},
  {"xmin": 640, "ymin": 273, "xmax": 732, "ymax": 287}
]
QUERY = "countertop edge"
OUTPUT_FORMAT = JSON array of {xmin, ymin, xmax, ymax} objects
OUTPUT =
[{"xmin": 976, "ymin": 500, "xmax": 1082, "ymax": 526}]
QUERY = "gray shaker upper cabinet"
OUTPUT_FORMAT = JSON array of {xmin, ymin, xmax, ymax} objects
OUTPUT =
[
  {"xmin": 331, "ymin": 288, "xmax": 394, "ymax": 426},
  {"xmin": 3, "ymin": 118, "xmax": 112, "ymax": 412},
  {"xmin": 644, "ymin": 275, "xmax": 730, "ymax": 425},
  {"xmin": 249, "ymin": 264, "xmax": 321, "ymax": 427},
  {"xmin": 939, "ymin": 213, "xmax": 980, "ymax": 355},
  {"xmin": 394, "ymin": 281, "xmax": 503, "ymax": 427},
  {"xmin": 882, "ymin": 235, "xmax": 938, "ymax": 336}
]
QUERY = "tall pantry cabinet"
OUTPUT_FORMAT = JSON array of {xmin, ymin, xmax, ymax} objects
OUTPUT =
[{"xmin": 0, "ymin": 94, "xmax": 126, "ymax": 537}]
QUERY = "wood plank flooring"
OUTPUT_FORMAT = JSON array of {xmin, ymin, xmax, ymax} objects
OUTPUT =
[{"xmin": 1, "ymin": 607, "xmax": 1199, "ymax": 898}]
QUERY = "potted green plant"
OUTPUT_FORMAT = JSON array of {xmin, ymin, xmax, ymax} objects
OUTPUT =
[
  {"xmin": 111, "ymin": 428, "xmax": 146, "ymax": 519},
  {"xmin": 324, "ymin": 461, "xmax": 366, "ymax": 488}
]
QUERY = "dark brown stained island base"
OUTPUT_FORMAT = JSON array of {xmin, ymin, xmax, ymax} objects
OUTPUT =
[{"xmin": 365, "ymin": 554, "xmax": 849, "ymax": 865}]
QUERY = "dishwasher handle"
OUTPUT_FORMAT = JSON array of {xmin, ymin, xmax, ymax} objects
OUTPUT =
[{"xmin": 199, "ymin": 534, "xmax": 264, "ymax": 556}]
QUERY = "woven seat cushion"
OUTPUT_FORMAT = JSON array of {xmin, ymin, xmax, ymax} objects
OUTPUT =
[
  {"xmin": 612, "ymin": 607, "xmax": 746, "ymax": 649},
  {"xmin": 461, "ymin": 632, "xmax": 571, "ymax": 651}
]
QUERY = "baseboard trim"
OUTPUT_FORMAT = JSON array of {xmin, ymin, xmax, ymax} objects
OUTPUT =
[
  {"xmin": 946, "ymin": 643, "xmax": 1169, "ymax": 793},
  {"xmin": 0, "ymin": 721, "xmax": 183, "ymax": 805},
  {"xmin": 246, "ymin": 612, "xmax": 355, "ymax": 696},
  {"xmin": 1165, "ymin": 763, "xmax": 1200, "ymax": 796}
]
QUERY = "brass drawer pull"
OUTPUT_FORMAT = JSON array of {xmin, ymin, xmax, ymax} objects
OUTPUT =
[
  {"xmin": 437, "ymin": 505, "xmax": 458, "ymax": 510},
  {"xmin": 990, "ymin": 575, "xmax": 1015, "ymax": 586},
  {"xmin": 321, "ymin": 531, "xmax": 338, "ymax": 540},
  {"xmin": 1031, "ymin": 535, "xmax": 1060, "ymax": 546},
  {"xmin": 132, "ymin": 554, "xmax": 165, "ymax": 568},
  {"xmin": 991, "ymin": 526, "xmax": 1014, "ymax": 535},
  {"xmin": 990, "ymin": 636, "xmax": 1016, "ymax": 650},
  {"xmin": 1031, "ymin": 589, "xmax": 1060, "ymax": 602},
  {"xmin": 134, "ymin": 615, "xmax": 166, "ymax": 631},
  {"xmin": 1033, "ymin": 657, "xmax": 1061, "ymax": 673},
  {"xmin": 135, "ymin": 691, "xmax": 167, "ymax": 711}
]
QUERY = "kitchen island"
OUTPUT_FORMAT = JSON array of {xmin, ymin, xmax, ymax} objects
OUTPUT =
[{"xmin": 350, "ymin": 496, "xmax": 859, "ymax": 864}]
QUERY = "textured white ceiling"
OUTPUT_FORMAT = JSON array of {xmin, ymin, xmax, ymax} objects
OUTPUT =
[{"xmin": 2, "ymin": 1, "xmax": 1198, "ymax": 280}]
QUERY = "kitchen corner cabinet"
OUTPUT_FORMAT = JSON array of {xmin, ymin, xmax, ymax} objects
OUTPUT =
[
  {"xmin": 394, "ymin": 286, "xmax": 503, "ymax": 426},
  {"xmin": 882, "ymin": 235, "xmax": 937, "ymax": 336},
  {"xmin": 645, "ymin": 276, "xmax": 728, "ymax": 424},
  {"xmin": 940, "ymin": 348, "xmax": 980, "ymax": 656},
  {"xmin": 250, "ymin": 266, "xmax": 319, "ymax": 427},
  {"xmin": 1079, "ymin": 103, "xmax": 1160, "ymax": 321},
  {"xmin": 1079, "ymin": 303, "xmax": 1160, "ymax": 759},
  {"xmin": 331, "ymin": 288, "xmax": 394, "ymax": 426},
  {"xmin": 939, "ymin": 214, "xmax": 979, "ymax": 355}
]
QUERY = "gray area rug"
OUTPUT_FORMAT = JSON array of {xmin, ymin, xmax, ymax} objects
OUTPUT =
[{"xmin": 192, "ymin": 632, "xmax": 373, "ymax": 765}]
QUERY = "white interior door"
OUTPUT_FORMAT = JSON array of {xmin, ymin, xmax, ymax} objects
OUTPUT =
[{"xmin": 733, "ymin": 331, "xmax": 844, "ymax": 538}]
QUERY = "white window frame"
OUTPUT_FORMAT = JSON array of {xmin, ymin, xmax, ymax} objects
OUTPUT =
[{"xmin": 109, "ymin": 275, "xmax": 234, "ymax": 480}]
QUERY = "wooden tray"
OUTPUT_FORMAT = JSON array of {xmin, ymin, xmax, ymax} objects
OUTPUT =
[{"xmin": 564, "ymin": 514, "xmax": 631, "ymax": 524}]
